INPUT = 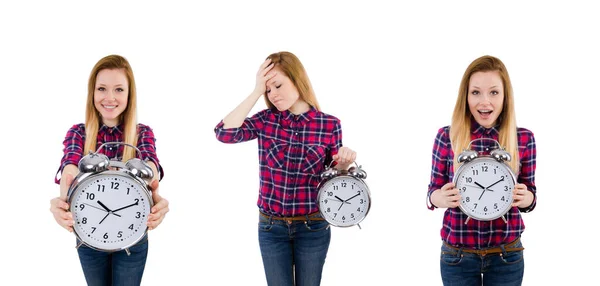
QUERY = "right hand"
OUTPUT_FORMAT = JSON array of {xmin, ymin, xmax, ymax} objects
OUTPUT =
[
  {"xmin": 431, "ymin": 182, "xmax": 461, "ymax": 208},
  {"xmin": 254, "ymin": 58, "xmax": 277, "ymax": 95},
  {"xmin": 50, "ymin": 173, "xmax": 74, "ymax": 232}
]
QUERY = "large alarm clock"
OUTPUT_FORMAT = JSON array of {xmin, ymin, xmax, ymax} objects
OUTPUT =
[
  {"xmin": 67, "ymin": 142, "xmax": 154, "ymax": 255},
  {"xmin": 453, "ymin": 138, "xmax": 516, "ymax": 223},
  {"xmin": 317, "ymin": 162, "xmax": 371, "ymax": 228}
]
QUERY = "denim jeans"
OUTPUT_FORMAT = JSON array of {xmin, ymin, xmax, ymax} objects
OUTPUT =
[
  {"xmin": 76, "ymin": 236, "xmax": 148, "ymax": 286},
  {"xmin": 440, "ymin": 239, "xmax": 524, "ymax": 286},
  {"xmin": 258, "ymin": 213, "xmax": 331, "ymax": 286}
]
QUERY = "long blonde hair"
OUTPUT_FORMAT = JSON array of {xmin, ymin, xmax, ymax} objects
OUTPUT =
[
  {"xmin": 264, "ymin": 51, "xmax": 321, "ymax": 111},
  {"xmin": 450, "ymin": 55, "xmax": 519, "ymax": 173},
  {"xmin": 84, "ymin": 55, "xmax": 138, "ymax": 162}
]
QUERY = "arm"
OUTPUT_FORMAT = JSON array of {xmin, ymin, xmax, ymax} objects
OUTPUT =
[
  {"xmin": 329, "ymin": 119, "xmax": 356, "ymax": 170},
  {"xmin": 513, "ymin": 130, "xmax": 537, "ymax": 211},
  {"xmin": 427, "ymin": 127, "xmax": 461, "ymax": 210}
]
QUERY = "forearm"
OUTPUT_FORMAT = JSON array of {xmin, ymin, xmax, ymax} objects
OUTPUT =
[
  {"xmin": 222, "ymin": 91, "xmax": 263, "ymax": 128},
  {"xmin": 60, "ymin": 164, "xmax": 79, "ymax": 199}
]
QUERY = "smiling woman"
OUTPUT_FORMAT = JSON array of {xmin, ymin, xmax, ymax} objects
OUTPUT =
[{"xmin": 49, "ymin": 55, "xmax": 170, "ymax": 286}]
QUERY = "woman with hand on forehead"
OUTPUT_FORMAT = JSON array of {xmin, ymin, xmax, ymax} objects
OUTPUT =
[
  {"xmin": 427, "ymin": 55, "xmax": 537, "ymax": 286},
  {"xmin": 215, "ymin": 51, "xmax": 357, "ymax": 286}
]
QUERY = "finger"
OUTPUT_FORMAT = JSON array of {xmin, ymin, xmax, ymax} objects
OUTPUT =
[
  {"xmin": 260, "ymin": 58, "xmax": 272, "ymax": 69},
  {"xmin": 260, "ymin": 62, "xmax": 275, "ymax": 77},
  {"xmin": 149, "ymin": 179, "xmax": 159, "ymax": 191},
  {"xmin": 442, "ymin": 183, "xmax": 455, "ymax": 191},
  {"xmin": 151, "ymin": 198, "xmax": 168, "ymax": 214}
]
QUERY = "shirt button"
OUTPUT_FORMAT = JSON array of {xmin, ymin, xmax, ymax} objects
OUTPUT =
[{"xmin": 295, "ymin": 132, "xmax": 298, "ymax": 135}]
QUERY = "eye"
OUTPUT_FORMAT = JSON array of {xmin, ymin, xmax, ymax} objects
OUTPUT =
[
  {"xmin": 97, "ymin": 87, "xmax": 105, "ymax": 91},
  {"xmin": 266, "ymin": 89, "xmax": 271, "ymax": 94},
  {"xmin": 275, "ymin": 84, "xmax": 282, "ymax": 89},
  {"xmin": 116, "ymin": 88, "xmax": 124, "ymax": 92},
  {"xmin": 491, "ymin": 90, "xmax": 499, "ymax": 95},
  {"xmin": 471, "ymin": 90, "xmax": 479, "ymax": 95}
]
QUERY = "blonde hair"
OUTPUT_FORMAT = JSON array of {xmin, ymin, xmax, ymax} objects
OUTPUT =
[
  {"xmin": 264, "ymin": 51, "xmax": 321, "ymax": 111},
  {"xmin": 84, "ymin": 55, "xmax": 138, "ymax": 162},
  {"xmin": 450, "ymin": 55, "xmax": 519, "ymax": 173}
]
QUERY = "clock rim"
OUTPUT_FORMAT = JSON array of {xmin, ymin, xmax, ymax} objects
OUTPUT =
[
  {"xmin": 67, "ymin": 170, "xmax": 153, "ymax": 252},
  {"xmin": 317, "ymin": 175, "xmax": 371, "ymax": 227},
  {"xmin": 453, "ymin": 157, "xmax": 516, "ymax": 221}
]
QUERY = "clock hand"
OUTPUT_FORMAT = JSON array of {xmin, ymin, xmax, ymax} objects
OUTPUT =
[
  {"xmin": 485, "ymin": 177, "xmax": 505, "ymax": 190},
  {"xmin": 344, "ymin": 193, "xmax": 361, "ymax": 203},
  {"xmin": 334, "ymin": 195, "xmax": 351, "ymax": 205},
  {"xmin": 478, "ymin": 189, "xmax": 486, "ymax": 201},
  {"xmin": 112, "ymin": 201, "xmax": 139, "ymax": 213},
  {"xmin": 95, "ymin": 201, "xmax": 122, "ymax": 217},
  {"xmin": 474, "ymin": 182, "xmax": 486, "ymax": 189},
  {"xmin": 84, "ymin": 203, "xmax": 108, "ymax": 212},
  {"xmin": 99, "ymin": 213, "xmax": 110, "ymax": 224}
]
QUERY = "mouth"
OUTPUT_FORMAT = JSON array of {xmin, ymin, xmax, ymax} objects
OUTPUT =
[
  {"xmin": 478, "ymin": 109, "xmax": 493, "ymax": 115},
  {"xmin": 102, "ymin": 104, "xmax": 118, "ymax": 110}
]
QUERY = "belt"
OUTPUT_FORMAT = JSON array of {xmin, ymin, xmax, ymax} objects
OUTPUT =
[
  {"xmin": 259, "ymin": 211, "xmax": 324, "ymax": 224},
  {"xmin": 443, "ymin": 238, "xmax": 524, "ymax": 256}
]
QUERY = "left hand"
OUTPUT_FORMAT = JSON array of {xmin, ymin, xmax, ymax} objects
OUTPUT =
[
  {"xmin": 147, "ymin": 179, "xmax": 169, "ymax": 230},
  {"xmin": 512, "ymin": 183, "xmax": 533, "ymax": 208},
  {"xmin": 332, "ymin": 146, "xmax": 357, "ymax": 170}
]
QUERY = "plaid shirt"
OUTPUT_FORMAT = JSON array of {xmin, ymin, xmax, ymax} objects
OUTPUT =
[
  {"xmin": 55, "ymin": 123, "xmax": 163, "ymax": 184},
  {"xmin": 427, "ymin": 121, "xmax": 537, "ymax": 249},
  {"xmin": 215, "ymin": 108, "xmax": 342, "ymax": 216}
]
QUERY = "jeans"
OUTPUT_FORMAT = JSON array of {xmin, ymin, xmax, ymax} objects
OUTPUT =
[
  {"xmin": 76, "ymin": 236, "xmax": 149, "ymax": 286},
  {"xmin": 440, "ymin": 239, "xmax": 524, "ymax": 286},
  {"xmin": 258, "ymin": 213, "xmax": 331, "ymax": 286}
]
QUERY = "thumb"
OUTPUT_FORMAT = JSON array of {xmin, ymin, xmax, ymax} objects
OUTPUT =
[{"xmin": 150, "ymin": 179, "xmax": 159, "ymax": 192}]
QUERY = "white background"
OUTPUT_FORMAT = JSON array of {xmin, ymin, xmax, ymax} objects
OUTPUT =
[{"xmin": 1, "ymin": 1, "xmax": 598, "ymax": 285}]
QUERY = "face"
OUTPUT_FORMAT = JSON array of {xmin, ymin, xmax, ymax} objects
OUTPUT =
[
  {"xmin": 266, "ymin": 68, "xmax": 306, "ymax": 114},
  {"xmin": 94, "ymin": 69, "xmax": 129, "ymax": 127},
  {"xmin": 467, "ymin": 71, "xmax": 504, "ymax": 128}
]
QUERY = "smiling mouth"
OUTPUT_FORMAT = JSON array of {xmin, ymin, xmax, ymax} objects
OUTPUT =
[
  {"xmin": 102, "ymin": 104, "xmax": 118, "ymax": 109},
  {"xmin": 478, "ymin": 109, "xmax": 493, "ymax": 115}
]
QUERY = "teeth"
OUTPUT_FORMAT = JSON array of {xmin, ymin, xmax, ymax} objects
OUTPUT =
[
  {"xmin": 103, "ymin": 105, "xmax": 117, "ymax": 109},
  {"xmin": 479, "ymin": 110, "xmax": 492, "ymax": 113}
]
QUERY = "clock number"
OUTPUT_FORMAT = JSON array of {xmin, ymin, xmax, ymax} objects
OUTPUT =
[
  {"xmin": 473, "ymin": 203, "xmax": 478, "ymax": 209},
  {"xmin": 111, "ymin": 182, "xmax": 120, "ymax": 190},
  {"xmin": 360, "ymin": 199, "xmax": 364, "ymax": 204},
  {"xmin": 504, "ymin": 186, "xmax": 509, "ymax": 191},
  {"xmin": 350, "ymin": 213, "xmax": 354, "ymax": 218},
  {"xmin": 136, "ymin": 212, "xmax": 141, "ymax": 218},
  {"xmin": 333, "ymin": 186, "xmax": 339, "ymax": 191},
  {"xmin": 466, "ymin": 197, "xmax": 470, "ymax": 202},
  {"xmin": 127, "ymin": 188, "xmax": 130, "ymax": 195},
  {"xmin": 484, "ymin": 206, "xmax": 488, "ymax": 212},
  {"xmin": 494, "ymin": 169, "xmax": 497, "ymax": 174},
  {"xmin": 327, "ymin": 192, "xmax": 333, "ymax": 197},
  {"xmin": 342, "ymin": 216, "xmax": 346, "ymax": 220},
  {"xmin": 80, "ymin": 204, "xmax": 85, "ymax": 210},
  {"xmin": 134, "ymin": 199, "xmax": 139, "ymax": 204},
  {"xmin": 482, "ymin": 166, "xmax": 488, "ymax": 172},
  {"xmin": 128, "ymin": 224, "xmax": 134, "ymax": 230},
  {"xmin": 466, "ymin": 177, "xmax": 472, "ymax": 183},
  {"xmin": 462, "ymin": 187, "xmax": 466, "ymax": 191},
  {"xmin": 341, "ymin": 182, "xmax": 347, "ymax": 187},
  {"xmin": 324, "ymin": 199, "xmax": 328, "ymax": 204},
  {"xmin": 351, "ymin": 185, "xmax": 354, "ymax": 189},
  {"xmin": 103, "ymin": 233, "xmax": 108, "ymax": 239},
  {"xmin": 117, "ymin": 231, "xmax": 123, "ymax": 238},
  {"xmin": 97, "ymin": 185, "xmax": 105, "ymax": 192},
  {"xmin": 494, "ymin": 203, "xmax": 498, "ymax": 209},
  {"xmin": 333, "ymin": 213, "xmax": 337, "ymax": 218},
  {"xmin": 327, "ymin": 208, "xmax": 331, "ymax": 212},
  {"xmin": 472, "ymin": 170, "xmax": 479, "ymax": 175},
  {"xmin": 82, "ymin": 217, "xmax": 87, "ymax": 224},
  {"xmin": 86, "ymin": 193, "xmax": 95, "ymax": 200},
  {"xmin": 357, "ymin": 207, "xmax": 361, "ymax": 212},
  {"xmin": 91, "ymin": 227, "xmax": 96, "ymax": 233},
  {"xmin": 501, "ymin": 176, "xmax": 504, "ymax": 179},
  {"xmin": 501, "ymin": 196, "xmax": 505, "ymax": 201}
]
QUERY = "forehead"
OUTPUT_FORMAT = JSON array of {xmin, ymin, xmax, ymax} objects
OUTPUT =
[
  {"xmin": 469, "ymin": 71, "xmax": 503, "ymax": 87},
  {"xmin": 96, "ymin": 69, "xmax": 128, "ymax": 85},
  {"xmin": 267, "ymin": 67, "xmax": 289, "ymax": 85}
]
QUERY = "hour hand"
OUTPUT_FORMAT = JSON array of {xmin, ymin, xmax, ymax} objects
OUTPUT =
[
  {"xmin": 97, "ymin": 200, "xmax": 112, "ymax": 212},
  {"xmin": 474, "ymin": 182, "xmax": 486, "ymax": 189},
  {"xmin": 335, "ymin": 196, "xmax": 351, "ymax": 205}
]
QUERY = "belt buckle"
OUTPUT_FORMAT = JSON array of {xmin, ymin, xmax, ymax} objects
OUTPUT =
[{"xmin": 285, "ymin": 219, "xmax": 293, "ymax": 225}]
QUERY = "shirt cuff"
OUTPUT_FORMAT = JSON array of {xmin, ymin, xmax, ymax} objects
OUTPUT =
[
  {"xmin": 426, "ymin": 189, "xmax": 437, "ymax": 210},
  {"xmin": 518, "ymin": 189, "xmax": 536, "ymax": 213}
]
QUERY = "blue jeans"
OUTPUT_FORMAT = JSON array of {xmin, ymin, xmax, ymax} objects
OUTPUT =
[
  {"xmin": 258, "ymin": 213, "xmax": 331, "ymax": 286},
  {"xmin": 440, "ymin": 239, "xmax": 525, "ymax": 286},
  {"xmin": 76, "ymin": 236, "xmax": 148, "ymax": 286}
]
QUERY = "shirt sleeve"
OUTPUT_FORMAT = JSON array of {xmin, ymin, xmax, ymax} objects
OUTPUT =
[
  {"xmin": 326, "ymin": 118, "xmax": 343, "ymax": 167},
  {"xmin": 137, "ymin": 124, "xmax": 164, "ymax": 181},
  {"xmin": 517, "ymin": 130, "xmax": 537, "ymax": 212},
  {"xmin": 55, "ymin": 124, "xmax": 86, "ymax": 184},
  {"xmin": 214, "ymin": 110, "xmax": 265, "ymax": 143},
  {"xmin": 427, "ymin": 127, "xmax": 452, "ymax": 210}
]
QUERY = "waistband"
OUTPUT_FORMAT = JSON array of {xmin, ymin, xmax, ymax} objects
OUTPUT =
[
  {"xmin": 259, "ymin": 210, "xmax": 325, "ymax": 224},
  {"xmin": 443, "ymin": 237, "xmax": 523, "ymax": 256}
]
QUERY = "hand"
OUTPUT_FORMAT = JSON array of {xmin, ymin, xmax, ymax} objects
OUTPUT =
[
  {"xmin": 333, "ymin": 147, "xmax": 357, "ymax": 170},
  {"xmin": 254, "ymin": 58, "xmax": 277, "ymax": 96},
  {"xmin": 50, "ymin": 173, "xmax": 74, "ymax": 232},
  {"xmin": 147, "ymin": 179, "xmax": 169, "ymax": 230},
  {"xmin": 430, "ymin": 182, "xmax": 461, "ymax": 208},
  {"xmin": 512, "ymin": 183, "xmax": 533, "ymax": 208}
]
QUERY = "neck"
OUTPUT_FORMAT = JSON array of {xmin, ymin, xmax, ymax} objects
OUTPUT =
[{"xmin": 289, "ymin": 100, "xmax": 311, "ymax": 115}]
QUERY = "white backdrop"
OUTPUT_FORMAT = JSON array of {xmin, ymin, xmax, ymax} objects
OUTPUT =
[{"xmin": 1, "ymin": 1, "xmax": 598, "ymax": 285}]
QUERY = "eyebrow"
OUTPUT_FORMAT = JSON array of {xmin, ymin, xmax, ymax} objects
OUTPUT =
[{"xmin": 470, "ymin": 85, "xmax": 499, "ymax": 89}]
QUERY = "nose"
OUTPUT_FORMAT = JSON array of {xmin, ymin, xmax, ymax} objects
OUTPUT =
[{"xmin": 107, "ymin": 90, "xmax": 117, "ymax": 101}]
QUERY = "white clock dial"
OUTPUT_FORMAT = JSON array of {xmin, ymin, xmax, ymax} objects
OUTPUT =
[
  {"xmin": 318, "ymin": 176, "xmax": 370, "ymax": 227},
  {"xmin": 70, "ymin": 172, "xmax": 151, "ymax": 251},
  {"xmin": 455, "ymin": 158, "xmax": 515, "ymax": 221}
]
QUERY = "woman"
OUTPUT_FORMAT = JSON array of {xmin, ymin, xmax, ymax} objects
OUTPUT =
[
  {"xmin": 427, "ymin": 55, "xmax": 537, "ymax": 285},
  {"xmin": 50, "ymin": 55, "xmax": 170, "ymax": 286},
  {"xmin": 215, "ymin": 51, "xmax": 357, "ymax": 286}
]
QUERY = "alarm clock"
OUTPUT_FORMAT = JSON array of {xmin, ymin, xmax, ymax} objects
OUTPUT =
[
  {"xmin": 453, "ymin": 138, "xmax": 516, "ymax": 223},
  {"xmin": 317, "ymin": 162, "xmax": 371, "ymax": 228},
  {"xmin": 67, "ymin": 142, "xmax": 154, "ymax": 255}
]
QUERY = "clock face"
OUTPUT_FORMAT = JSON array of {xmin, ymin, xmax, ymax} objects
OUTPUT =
[
  {"xmin": 318, "ymin": 176, "xmax": 370, "ymax": 227},
  {"xmin": 454, "ymin": 158, "xmax": 515, "ymax": 221},
  {"xmin": 69, "ymin": 172, "xmax": 151, "ymax": 251}
]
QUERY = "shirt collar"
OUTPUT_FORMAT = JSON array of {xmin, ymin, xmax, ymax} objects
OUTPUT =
[
  {"xmin": 470, "ymin": 117, "xmax": 500, "ymax": 137},
  {"xmin": 279, "ymin": 107, "xmax": 317, "ymax": 124},
  {"xmin": 99, "ymin": 123, "xmax": 124, "ymax": 135}
]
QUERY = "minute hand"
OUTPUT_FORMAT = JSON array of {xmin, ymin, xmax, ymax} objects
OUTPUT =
[
  {"xmin": 485, "ymin": 177, "xmax": 505, "ymax": 190},
  {"xmin": 112, "ymin": 201, "xmax": 139, "ymax": 213}
]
